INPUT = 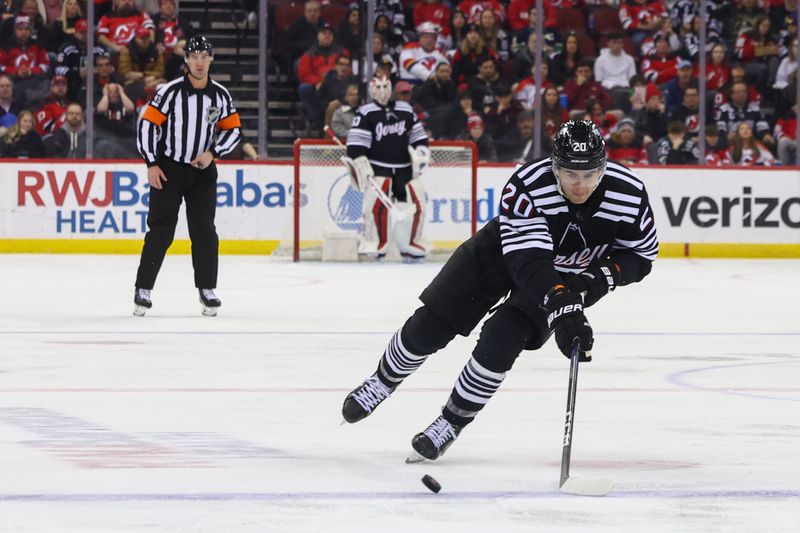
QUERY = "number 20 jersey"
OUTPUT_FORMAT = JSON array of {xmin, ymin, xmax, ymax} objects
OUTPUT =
[{"xmin": 496, "ymin": 157, "xmax": 659, "ymax": 303}]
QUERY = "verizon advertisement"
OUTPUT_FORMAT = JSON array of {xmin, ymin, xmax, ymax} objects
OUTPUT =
[{"xmin": 0, "ymin": 161, "xmax": 798, "ymax": 253}]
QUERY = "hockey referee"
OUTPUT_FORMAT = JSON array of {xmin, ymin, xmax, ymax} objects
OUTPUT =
[{"xmin": 133, "ymin": 35, "xmax": 241, "ymax": 317}]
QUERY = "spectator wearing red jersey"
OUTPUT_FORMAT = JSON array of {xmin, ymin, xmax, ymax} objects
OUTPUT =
[
  {"xmin": 563, "ymin": 60, "xmax": 614, "ymax": 111},
  {"xmin": 507, "ymin": 0, "xmax": 556, "ymax": 33},
  {"xmin": 0, "ymin": 16, "xmax": 51, "ymax": 108},
  {"xmin": 413, "ymin": 0, "xmax": 451, "ymax": 47},
  {"xmin": 724, "ymin": 122, "xmax": 776, "ymax": 166},
  {"xmin": 703, "ymin": 124, "xmax": 728, "ymax": 166},
  {"xmin": 640, "ymin": 16, "xmax": 682, "ymax": 57},
  {"xmin": 773, "ymin": 103, "xmax": 797, "ymax": 165},
  {"xmin": 97, "ymin": 0, "xmax": 155, "ymax": 56},
  {"xmin": 34, "ymin": 76, "xmax": 69, "ymax": 136},
  {"xmin": 619, "ymin": 0, "xmax": 667, "ymax": 48},
  {"xmin": 734, "ymin": 14, "xmax": 780, "ymax": 93},
  {"xmin": 641, "ymin": 34, "xmax": 680, "ymax": 85},
  {"xmin": 514, "ymin": 61, "xmax": 553, "ymax": 109},
  {"xmin": 714, "ymin": 63, "xmax": 761, "ymax": 112},
  {"xmin": 696, "ymin": 43, "xmax": 731, "ymax": 92},
  {"xmin": 457, "ymin": 0, "xmax": 505, "ymax": 25},
  {"xmin": 634, "ymin": 83, "xmax": 667, "ymax": 144},
  {"xmin": 297, "ymin": 23, "xmax": 346, "ymax": 133},
  {"xmin": 607, "ymin": 118, "xmax": 648, "ymax": 166},
  {"xmin": 451, "ymin": 23, "xmax": 493, "ymax": 83},
  {"xmin": 151, "ymin": 0, "xmax": 192, "ymax": 56}
]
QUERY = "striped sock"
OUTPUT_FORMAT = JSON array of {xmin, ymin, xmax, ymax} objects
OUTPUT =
[
  {"xmin": 377, "ymin": 329, "xmax": 429, "ymax": 386},
  {"xmin": 445, "ymin": 357, "xmax": 506, "ymax": 426}
]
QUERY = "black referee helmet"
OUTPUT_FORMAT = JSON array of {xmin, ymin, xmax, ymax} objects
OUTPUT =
[{"xmin": 184, "ymin": 35, "xmax": 214, "ymax": 58}]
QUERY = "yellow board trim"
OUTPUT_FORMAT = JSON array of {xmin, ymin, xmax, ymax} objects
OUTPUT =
[
  {"xmin": 658, "ymin": 243, "xmax": 800, "ymax": 258},
  {"xmin": 1, "ymin": 240, "xmax": 799, "ymax": 258},
  {"xmin": 0, "ymin": 239, "xmax": 281, "ymax": 255}
]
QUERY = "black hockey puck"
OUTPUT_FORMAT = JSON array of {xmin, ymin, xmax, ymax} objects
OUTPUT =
[{"xmin": 421, "ymin": 474, "xmax": 441, "ymax": 494}]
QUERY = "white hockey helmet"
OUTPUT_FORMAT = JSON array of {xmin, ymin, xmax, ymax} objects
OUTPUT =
[{"xmin": 369, "ymin": 75, "xmax": 392, "ymax": 106}]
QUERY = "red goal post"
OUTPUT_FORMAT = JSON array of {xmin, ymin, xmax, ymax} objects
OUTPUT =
[{"xmin": 290, "ymin": 139, "xmax": 478, "ymax": 261}]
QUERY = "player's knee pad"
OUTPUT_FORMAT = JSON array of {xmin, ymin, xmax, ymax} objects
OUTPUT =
[
  {"xmin": 472, "ymin": 305, "xmax": 541, "ymax": 373},
  {"xmin": 360, "ymin": 176, "xmax": 391, "ymax": 255},
  {"xmin": 393, "ymin": 178, "xmax": 428, "ymax": 257},
  {"xmin": 400, "ymin": 305, "xmax": 458, "ymax": 355}
]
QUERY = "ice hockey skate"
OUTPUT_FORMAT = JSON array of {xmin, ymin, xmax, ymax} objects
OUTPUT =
[
  {"xmin": 199, "ymin": 289, "xmax": 221, "ymax": 317},
  {"xmin": 406, "ymin": 415, "xmax": 462, "ymax": 463},
  {"xmin": 133, "ymin": 288, "xmax": 152, "ymax": 317},
  {"xmin": 341, "ymin": 373, "xmax": 395, "ymax": 423}
]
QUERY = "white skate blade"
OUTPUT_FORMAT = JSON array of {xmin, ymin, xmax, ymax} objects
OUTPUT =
[
  {"xmin": 559, "ymin": 477, "xmax": 614, "ymax": 497},
  {"xmin": 201, "ymin": 305, "xmax": 218, "ymax": 317},
  {"xmin": 405, "ymin": 451, "xmax": 427, "ymax": 464},
  {"xmin": 133, "ymin": 305, "xmax": 148, "ymax": 317}
]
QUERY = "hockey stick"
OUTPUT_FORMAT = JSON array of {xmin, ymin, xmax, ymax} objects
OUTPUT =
[
  {"xmin": 558, "ymin": 339, "xmax": 614, "ymax": 497},
  {"xmin": 323, "ymin": 126, "xmax": 407, "ymax": 221}
]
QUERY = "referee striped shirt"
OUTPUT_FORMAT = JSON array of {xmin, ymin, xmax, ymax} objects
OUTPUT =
[{"xmin": 137, "ymin": 74, "xmax": 242, "ymax": 166}]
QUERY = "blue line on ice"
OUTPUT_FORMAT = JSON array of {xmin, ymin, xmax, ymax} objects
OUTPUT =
[{"xmin": 1, "ymin": 489, "xmax": 798, "ymax": 502}]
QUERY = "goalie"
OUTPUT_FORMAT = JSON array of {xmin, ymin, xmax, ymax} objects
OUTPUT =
[{"xmin": 345, "ymin": 75, "xmax": 431, "ymax": 262}]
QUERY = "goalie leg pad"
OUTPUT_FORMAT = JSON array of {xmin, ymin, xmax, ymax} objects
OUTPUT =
[
  {"xmin": 394, "ymin": 178, "xmax": 428, "ymax": 258},
  {"xmin": 361, "ymin": 176, "xmax": 391, "ymax": 256}
]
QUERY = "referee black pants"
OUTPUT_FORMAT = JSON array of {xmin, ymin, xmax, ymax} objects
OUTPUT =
[{"xmin": 135, "ymin": 158, "xmax": 219, "ymax": 290}]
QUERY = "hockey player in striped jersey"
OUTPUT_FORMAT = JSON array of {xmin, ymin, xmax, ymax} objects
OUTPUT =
[
  {"xmin": 346, "ymin": 75, "xmax": 431, "ymax": 261},
  {"xmin": 342, "ymin": 120, "xmax": 658, "ymax": 461}
]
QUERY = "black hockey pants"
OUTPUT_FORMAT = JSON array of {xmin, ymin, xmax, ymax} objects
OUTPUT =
[{"xmin": 135, "ymin": 158, "xmax": 219, "ymax": 290}]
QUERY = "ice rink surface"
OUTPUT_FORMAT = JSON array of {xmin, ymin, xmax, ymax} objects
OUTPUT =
[{"xmin": 0, "ymin": 254, "xmax": 798, "ymax": 532}]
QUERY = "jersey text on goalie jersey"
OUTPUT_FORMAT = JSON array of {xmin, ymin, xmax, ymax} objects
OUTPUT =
[{"xmin": 375, "ymin": 121, "xmax": 408, "ymax": 141}]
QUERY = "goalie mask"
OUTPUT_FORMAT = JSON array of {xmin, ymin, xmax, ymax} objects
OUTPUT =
[
  {"xmin": 551, "ymin": 120, "xmax": 607, "ymax": 204},
  {"xmin": 369, "ymin": 76, "xmax": 392, "ymax": 106}
]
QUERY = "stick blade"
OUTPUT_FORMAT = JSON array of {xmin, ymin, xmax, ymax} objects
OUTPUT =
[{"xmin": 559, "ymin": 477, "xmax": 614, "ymax": 497}]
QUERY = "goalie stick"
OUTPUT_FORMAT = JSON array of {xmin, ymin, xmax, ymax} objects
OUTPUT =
[
  {"xmin": 323, "ymin": 126, "xmax": 408, "ymax": 221},
  {"xmin": 559, "ymin": 339, "xmax": 614, "ymax": 497}
]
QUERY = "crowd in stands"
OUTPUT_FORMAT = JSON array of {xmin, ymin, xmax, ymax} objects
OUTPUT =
[
  {"xmin": 0, "ymin": 0, "xmax": 797, "ymax": 166},
  {"xmin": 0, "ymin": 0, "xmax": 191, "ymax": 158},
  {"xmin": 285, "ymin": 0, "xmax": 799, "ymax": 166}
]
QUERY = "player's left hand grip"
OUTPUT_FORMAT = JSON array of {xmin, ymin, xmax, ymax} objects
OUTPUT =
[{"xmin": 544, "ymin": 285, "xmax": 593, "ymax": 361}]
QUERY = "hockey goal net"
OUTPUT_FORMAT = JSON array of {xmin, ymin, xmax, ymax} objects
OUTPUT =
[{"xmin": 285, "ymin": 139, "xmax": 478, "ymax": 261}]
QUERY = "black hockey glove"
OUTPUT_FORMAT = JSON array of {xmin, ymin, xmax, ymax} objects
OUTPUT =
[
  {"xmin": 566, "ymin": 260, "xmax": 621, "ymax": 308},
  {"xmin": 544, "ymin": 285, "xmax": 594, "ymax": 362}
]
